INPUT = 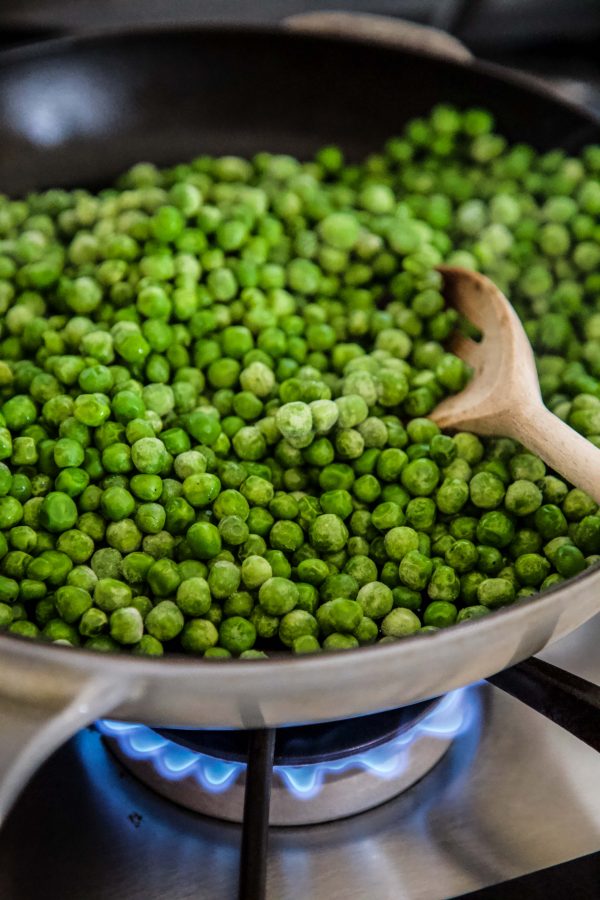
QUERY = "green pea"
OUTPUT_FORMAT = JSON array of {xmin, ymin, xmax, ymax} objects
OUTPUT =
[
  {"xmin": 505, "ymin": 480, "xmax": 543, "ymax": 516},
  {"xmin": 323, "ymin": 633, "xmax": 359, "ymax": 651},
  {"xmin": 259, "ymin": 577, "xmax": 298, "ymax": 615},
  {"xmin": 344, "ymin": 554, "xmax": 378, "ymax": 587},
  {"xmin": 218, "ymin": 616, "xmax": 256, "ymax": 654},
  {"xmin": 477, "ymin": 577, "xmax": 516, "ymax": 609},
  {"xmin": 436, "ymin": 478, "xmax": 469, "ymax": 515},
  {"xmin": 79, "ymin": 607, "xmax": 108, "ymax": 637},
  {"xmin": 10, "ymin": 620, "xmax": 41, "ymax": 640},
  {"xmin": 42, "ymin": 619, "xmax": 80, "ymax": 645},
  {"xmin": 514, "ymin": 553, "xmax": 551, "ymax": 587},
  {"xmin": 241, "ymin": 555, "xmax": 273, "ymax": 590},
  {"xmin": 293, "ymin": 634, "xmax": 321, "ymax": 654},
  {"xmin": 147, "ymin": 558, "xmax": 181, "ymax": 597},
  {"xmin": 356, "ymin": 581, "xmax": 393, "ymax": 619},
  {"xmin": 427, "ymin": 565, "xmax": 460, "ymax": 602},
  {"xmin": 0, "ymin": 602, "xmax": 14, "ymax": 628},
  {"xmin": 297, "ymin": 558, "xmax": 329, "ymax": 586},
  {"xmin": 208, "ymin": 560, "xmax": 241, "ymax": 600},
  {"xmin": 145, "ymin": 600, "xmax": 185, "ymax": 641},
  {"xmin": 310, "ymin": 514, "xmax": 348, "ymax": 552},
  {"xmin": 423, "ymin": 600, "xmax": 457, "ymax": 628},
  {"xmin": 39, "ymin": 491, "xmax": 78, "ymax": 533},
  {"xmin": 0, "ymin": 575, "xmax": 19, "ymax": 604},
  {"xmin": 476, "ymin": 511, "xmax": 515, "ymax": 548},
  {"xmin": 187, "ymin": 521, "xmax": 222, "ymax": 560},
  {"xmin": 279, "ymin": 609, "xmax": 319, "ymax": 646},
  {"xmin": 94, "ymin": 578, "xmax": 132, "ymax": 612},
  {"xmin": 180, "ymin": 619, "xmax": 218, "ymax": 653},
  {"xmin": 381, "ymin": 607, "xmax": 421, "ymax": 637},
  {"xmin": 398, "ymin": 550, "xmax": 433, "ymax": 590},
  {"xmin": 384, "ymin": 526, "xmax": 419, "ymax": 561},
  {"xmin": 534, "ymin": 503, "xmax": 567, "ymax": 541},
  {"xmin": 110, "ymin": 607, "xmax": 144, "ymax": 644},
  {"xmin": 456, "ymin": 605, "xmax": 490, "ymax": 624},
  {"xmin": 445, "ymin": 539, "xmax": 479, "ymax": 573},
  {"xmin": 327, "ymin": 598, "xmax": 363, "ymax": 633},
  {"xmin": 469, "ymin": 471, "xmax": 505, "ymax": 509},
  {"xmin": 554, "ymin": 544, "xmax": 586, "ymax": 577},
  {"xmin": 563, "ymin": 488, "xmax": 597, "ymax": 521}
]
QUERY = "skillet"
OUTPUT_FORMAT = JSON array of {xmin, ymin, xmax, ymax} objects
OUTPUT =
[{"xmin": 0, "ymin": 13, "xmax": 599, "ymax": 825}]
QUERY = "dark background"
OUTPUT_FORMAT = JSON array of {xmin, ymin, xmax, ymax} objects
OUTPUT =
[
  {"xmin": 1, "ymin": 1, "xmax": 600, "ymax": 115},
  {"xmin": 0, "ymin": 0, "xmax": 598, "ymax": 49}
]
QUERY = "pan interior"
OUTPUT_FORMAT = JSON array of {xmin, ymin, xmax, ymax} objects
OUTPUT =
[
  {"xmin": 0, "ymin": 28, "xmax": 599, "ymax": 724},
  {"xmin": 0, "ymin": 28, "xmax": 598, "ymax": 197}
]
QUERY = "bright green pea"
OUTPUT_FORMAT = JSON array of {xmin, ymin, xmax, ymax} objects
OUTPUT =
[
  {"xmin": 477, "ymin": 577, "xmax": 516, "ymax": 608},
  {"xmin": 310, "ymin": 514, "xmax": 348, "ymax": 552},
  {"xmin": 356, "ymin": 581, "xmax": 393, "ymax": 619},
  {"xmin": 186, "ymin": 521, "xmax": 222, "ymax": 560},
  {"xmin": 145, "ymin": 600, "xmax": 185, "ymax": 641},
  {"xmin": 279, "ymin": 609, "xmax": 319, "ymax": 646},
  {"xmin": 323, "ymin": 633, "xmax": 359, "ymax": 651},
  {"xmin": 259, "ymin": 577, "xmax": 298, "ymax": 615},
  {"xmin": 39, "ymin": 492, "xmax": 78, "ymax": 533},
  {"xmin": 241, "ymin": 555, "xmax": 273, "ymax": 590},
  {"xmin": 381, "ymin": 607, "xmax": 421, "ymax": 637},
  {"xmin": 180, "ymin": 619, "xmax": 218, "ymax": 653},
  {"xmin": 110, "ymin": 607, "xmax": 144, "ymax": 644},
  {"xmin": 218, "ymin": 616, "xmax": 256, "ymax": 654}
]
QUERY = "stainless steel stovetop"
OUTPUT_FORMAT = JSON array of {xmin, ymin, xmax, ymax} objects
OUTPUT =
[{"xmin": 0, "ymin": 617, "xmax": 598, "ymax": 900}]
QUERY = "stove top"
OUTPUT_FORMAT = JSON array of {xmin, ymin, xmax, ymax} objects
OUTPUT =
[{"xmin": 0, "ymin": 616, "xmax": 598, "ymax": 899}]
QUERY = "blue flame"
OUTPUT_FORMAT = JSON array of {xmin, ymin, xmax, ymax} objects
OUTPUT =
[{"xmin": 98, "ymin": 688, "xmax": 475, "ymax": 801}]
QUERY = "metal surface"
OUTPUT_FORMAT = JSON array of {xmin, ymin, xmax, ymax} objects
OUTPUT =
[
  {"xmin": 0, "ymin": 617, "xmax": 598, "ymax": 899},
  {"xmin": 1, "ymin": 21, "xmax": 600, "ymax": 825},
  {"xmin": 0, "ymin": 674, "xmax": 128, "ymax": 825}
]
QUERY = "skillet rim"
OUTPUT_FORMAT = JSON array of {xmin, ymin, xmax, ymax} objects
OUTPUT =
[{"xmin": 0, "ymin": 22, "xmax": 598, "ymax": 130}]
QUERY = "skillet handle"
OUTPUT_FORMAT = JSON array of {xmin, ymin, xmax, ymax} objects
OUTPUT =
[
  {"xmin": 283, "ymin": 11, "xmax": 473, "ymax": 62},
  {"xmin": 487, "ymin": 657, "xmax": 600, "ymax": 751},
  {"xmin": 0, "ymin": 676, "xmax": 127, "ymax": 826}
]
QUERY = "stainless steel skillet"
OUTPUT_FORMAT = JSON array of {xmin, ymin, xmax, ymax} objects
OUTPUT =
[{"xmin": 0, "ymin": 13, "xmax": 599, "ymax": 825}]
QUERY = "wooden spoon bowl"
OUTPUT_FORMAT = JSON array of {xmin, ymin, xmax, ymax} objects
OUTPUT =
[{"xmin": 431, "ymin": 266, "xmax": 600, "ymax": 504}]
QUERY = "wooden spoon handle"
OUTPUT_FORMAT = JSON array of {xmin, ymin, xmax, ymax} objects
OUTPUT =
[{"xmin": 506, "ymin": 401, "xmax": 600, "ymax": 504}]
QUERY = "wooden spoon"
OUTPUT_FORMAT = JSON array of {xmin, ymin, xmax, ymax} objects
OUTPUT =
[{"xmin": 431, "ymin": 266, "xmax": 600, "ymax": 504}]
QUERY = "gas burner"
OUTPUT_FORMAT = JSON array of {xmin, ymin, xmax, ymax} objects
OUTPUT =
[{"xmin": 99, "ymin": 689, "xmax": 475, "ymax": 825}]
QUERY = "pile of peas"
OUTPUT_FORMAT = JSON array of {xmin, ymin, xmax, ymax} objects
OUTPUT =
[{"xmin": 0, "ymin": 104, "xmax": 599, "ymax": 659}]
